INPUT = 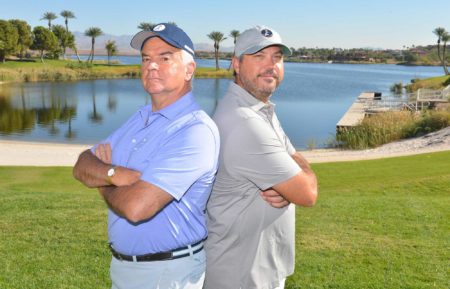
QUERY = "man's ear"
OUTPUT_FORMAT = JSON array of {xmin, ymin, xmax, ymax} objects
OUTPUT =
[
  {"xmin": 232, "ymin": 57, "xmax": 240, "ymax": 75},
  {"xmin": 185, "ymin": 62, "xmax": 196, "ymax": 81}
]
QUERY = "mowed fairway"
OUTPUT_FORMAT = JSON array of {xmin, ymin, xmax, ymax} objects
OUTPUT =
[
  {"xmin": 0, "ymin": 151, "xmax": 449, "ymax": 289},
  {"xmin": 289, "ymin": 151, "xmax": 449, "ymax": 289}
]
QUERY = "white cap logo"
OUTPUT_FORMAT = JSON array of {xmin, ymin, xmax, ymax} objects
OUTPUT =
[
  {"xmin": 153, "ymin": 24, "xmax": 166, "ymax": 31},
  {"xmin": 261, "ymin": 29, "xmax": 273, "ymax": 37}
]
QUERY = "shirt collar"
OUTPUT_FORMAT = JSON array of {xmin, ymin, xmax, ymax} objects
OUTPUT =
[
  {"xmin": 228, "ymin": 82, "xmax": 275, "ymax": 112},
  {"xmin": 139, "ymin": 91, "xmax": 198, "ymax": 122}
]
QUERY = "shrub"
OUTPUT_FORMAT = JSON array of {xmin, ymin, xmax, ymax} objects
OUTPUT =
[
  {"xmin": 403, "ymin": 109, "xmax": 450, "ymax": 138},
  {"xmin": 390, "ymin": 82, "xmax": 403, "ymax": 95}
]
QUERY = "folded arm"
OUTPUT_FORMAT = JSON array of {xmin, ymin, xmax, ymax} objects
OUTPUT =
[
  {"xmin": 73, "ymin": 145, "xmax": 173, "ymax": 223},
  {"xmin": 98, "ymin": 180, "xmax": 174, "ymax": 223},
  {"xmin": 271, "ymin": 151, "xmax": 318, "ymax": 207},
  {"xmin": 73, "ymin": 149, "xmax": 141, "ymax": 188}
]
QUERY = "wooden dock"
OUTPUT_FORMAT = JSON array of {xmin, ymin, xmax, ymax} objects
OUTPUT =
[
  {"xmin": 336, "ymin": 86, "xmax": 449, "ymax": 132},
  {"xmin": 336, "ymin": 92, "xmax": 380, "ymax": 131}
]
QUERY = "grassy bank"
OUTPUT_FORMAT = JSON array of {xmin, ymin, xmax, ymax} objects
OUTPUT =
[
  {"xmin": 0, "ymin": 151, "xmax": 449, "ymax": 288},
  {"xmin": 406, "ymin": 74, "xmax": 450, "ymax": 92},
  {"xmin": 0, "ymin": 59, "xmax": 232, "ymax": 83}
]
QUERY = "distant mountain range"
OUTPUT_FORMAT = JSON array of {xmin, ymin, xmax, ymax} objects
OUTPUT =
[{"xmin": 72, "ymin": 31, "xmax": 234, "ymax": 55}]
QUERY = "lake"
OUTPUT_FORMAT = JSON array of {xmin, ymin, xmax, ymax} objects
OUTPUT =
[{"xmin": 0, "ymin": 58, "xmax": 444, "ymax": 149}]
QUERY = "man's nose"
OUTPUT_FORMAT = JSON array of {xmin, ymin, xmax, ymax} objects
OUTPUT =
[{"xmin": 144, "ymin": 61, "xmax": 159, "ymax": 70}]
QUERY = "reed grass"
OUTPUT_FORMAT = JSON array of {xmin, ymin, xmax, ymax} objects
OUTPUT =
[
  {"xmin": 195, "ymin": 67, "xmax": 233, "ymax": 78},
  {"xmin": 336, "ymin": 109, "xmax": 450, "ymax": 149},
  {"xmin": 0, "ymin": 59, "xmax": 232, "ymax": 83}
]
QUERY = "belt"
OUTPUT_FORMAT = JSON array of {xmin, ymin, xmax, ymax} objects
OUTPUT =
[{"xmin": 109, "ymin": 240, "xmax": 204, "ymax": 262}]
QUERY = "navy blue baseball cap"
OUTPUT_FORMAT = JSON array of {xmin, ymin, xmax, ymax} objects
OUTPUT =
[{"xmin": 130, "ymin": 23, "xmax": 195, "ymax": 57}]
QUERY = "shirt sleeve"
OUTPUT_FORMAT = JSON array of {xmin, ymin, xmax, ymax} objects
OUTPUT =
[
  {"xmin": 140, "ymin": 123, "xmax": 218, "ymax": 201},
  {"xmin": 224, "ymin": 117, "xmax": 301, "ymax": 191}
]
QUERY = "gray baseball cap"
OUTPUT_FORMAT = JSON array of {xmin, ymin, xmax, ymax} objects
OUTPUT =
[{"xmin": 234, "ymin": 25, "xmax": 291, "ymax": 57}]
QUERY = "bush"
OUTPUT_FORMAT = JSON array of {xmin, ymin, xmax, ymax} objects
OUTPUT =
[
  {"xmin": 390, "ymin": 82, "xmax": 403, "ymax": 95},
  {"xmin": 403, "ymin": 109, "xmax": 450, "ymax": 138},
  {"xmin": 444, "ymin": 76, "xmax": 450, "ymax": 87}
]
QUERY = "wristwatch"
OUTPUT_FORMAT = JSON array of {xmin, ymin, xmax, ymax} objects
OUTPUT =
[{"xmin": 107, "ymin": 166, "xmax": 117, "ymax": 184}]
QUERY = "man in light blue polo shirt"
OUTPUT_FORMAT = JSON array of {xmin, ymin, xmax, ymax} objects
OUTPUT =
[{"xmin": 73, "ymin": 23, "xmax": 219, "ymax": 289}]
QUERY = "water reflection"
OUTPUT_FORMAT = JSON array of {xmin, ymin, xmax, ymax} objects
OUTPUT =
[
  {"xmin": 0, "ymin": 79, "xmax": 227, "ymax": 145},
  {"xmin": 0, "ymin": 84, "xmax": 78, "ymax": 139}
]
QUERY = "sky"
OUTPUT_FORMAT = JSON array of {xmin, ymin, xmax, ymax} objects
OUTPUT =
[{"xmin": 1, "ymin": 0, "xmax": 450, "ymax": 50}]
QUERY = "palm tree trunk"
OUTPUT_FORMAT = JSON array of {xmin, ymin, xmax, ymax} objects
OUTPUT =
[
  {"xmin": 436, "ymin": 41, "xmax": 443, "ymax": 62},
  {"xmin": 215, "ymin": 48, "xmax": 219, "ymax": 70},
  {"xmin": 228, "ymin": 52, "xmax": 235, "ymax": 70},
  {"xmin": 90, "ymin": 39, "xmax": 95, "ymax": 63},
  {"xmin": 443, "ymin": 43, "xmax": 449, "ymax": 75},
  {"xmin": 72, "ymin": 45, "xmax": 82, "ymax": 63}
]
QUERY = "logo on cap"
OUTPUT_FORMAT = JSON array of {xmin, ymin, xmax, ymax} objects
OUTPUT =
[
  {"xmin": 261, "ymin": 29, "xmax": 273, "ymax": 38},
  {"xmin": 153, "ymin": 24, "xmax": 166, "ymax": 32}
]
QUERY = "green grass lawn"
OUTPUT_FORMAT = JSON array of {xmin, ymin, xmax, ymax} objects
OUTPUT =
[{"xmin": 0, "ymin": 151, "xmax": 449, "ymax": 288}]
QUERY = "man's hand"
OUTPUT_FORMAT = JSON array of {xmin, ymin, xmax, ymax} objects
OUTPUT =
[
  {"xmin": 95, "ymin": 143, "xmax": 112, "ymax": 164},
  {"xmin": 260, "ymin": 189, "xmax": 290, "ymax": 208},
  {"xmin": 94, "ymin": 143, "xmax": 141, "ymax": 186}
]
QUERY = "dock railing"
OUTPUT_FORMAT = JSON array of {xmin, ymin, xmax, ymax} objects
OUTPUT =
[{"xmin": 364, "ymin": 85, "xmax": 450, "ymax": 112}]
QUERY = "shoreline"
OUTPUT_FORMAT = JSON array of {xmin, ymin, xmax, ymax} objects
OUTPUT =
[{"xmin": 1, "ymin": 127, "xmax": 449, "ymax": 166}]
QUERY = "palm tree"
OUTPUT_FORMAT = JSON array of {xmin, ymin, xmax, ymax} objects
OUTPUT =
[
  {"xmin": 105, "ymin": 40, "xmax": 117, "ymax": 65},
  {"xmin": 433, "ymin": 27, "xmax": 445, "ymax": 63},
  {"xmin": 60, "ymin": 10, "xmax": 79, "ymax": 61},
  {"xmin": 207, "ymin": 31, "xmax": 227, "ymax": 70},
  {"xmin": 433, "ymin": 27, "xmax": 450, "ymax": 75},
  {"xmin": 138, "ymin": 22, "xmax": 156, "ymax": 31},
  {"xmin": 228, "ymin": 29, "xmax": 240, "ymax": 70},
  {"xmin": 84, "ymin": 27, "xmax": 103, "ymax": 63},
  {"xmin": 41, "ymin": 12, "xmax": 57, "ymax": 30},
  {"xmin": 60, "ymin": 10, "xmax": 75, "ymax": 32}
]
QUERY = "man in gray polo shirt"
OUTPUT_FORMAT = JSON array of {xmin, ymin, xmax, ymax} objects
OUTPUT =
[{"xmin": 204, "ymin": 25, "xmax": 318, "ymax": 289}]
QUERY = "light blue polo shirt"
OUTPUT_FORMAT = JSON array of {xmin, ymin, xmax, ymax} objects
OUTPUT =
[{"xmin": 97, "ymin": 92, "xmax": 219, "ymax": 256}]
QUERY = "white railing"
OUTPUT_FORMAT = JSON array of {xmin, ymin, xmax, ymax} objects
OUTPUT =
[
  {"xmin": 363, "ymin": 85, "xmax": 449, "ymax": 113},
  {"xmin": 416, "ymin": 88, "xmax": 446, "ymax": 100},
  {"xmin": 364, "ymin": 98, "xmax": 409, "ymax": 112}
]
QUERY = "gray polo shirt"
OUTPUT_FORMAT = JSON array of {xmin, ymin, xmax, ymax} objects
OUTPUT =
[{"xmin": 204, "ymin": 82, "xmax": 301, "ymax": 289}]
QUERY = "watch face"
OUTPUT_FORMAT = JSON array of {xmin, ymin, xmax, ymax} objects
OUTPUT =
[{"xmin": 107, "ymin": 168, "xmax": 115, "ymax": 177}]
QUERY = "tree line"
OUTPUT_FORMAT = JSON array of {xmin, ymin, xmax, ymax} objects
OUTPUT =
[
  {"xmin": 1, "ymin": 14, "xmax": 448, "ymax": 75},
  {"xmin": 0, "ymin": 10, "xmax": 117, "ymax": 64}
]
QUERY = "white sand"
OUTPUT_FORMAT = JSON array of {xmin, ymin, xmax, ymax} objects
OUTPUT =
[{"xmin": 0, "ymin": 127, "xmax": 449, "ymax": 166}]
